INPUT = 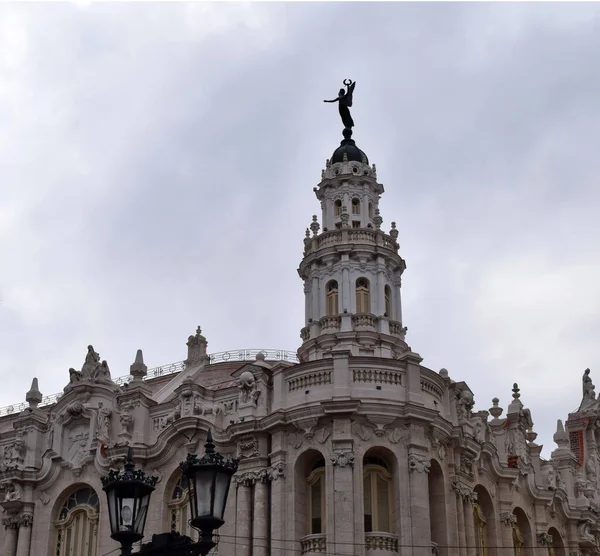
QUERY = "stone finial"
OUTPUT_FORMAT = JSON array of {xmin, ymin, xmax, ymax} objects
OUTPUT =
[
  {"xmin": 373, "ymin": 208, "xmax": 383, "ymax": 230},
  {"xmin": 389, "ymin": 222, "xmax": 399, "ymax": 240},
  {"xmin": 130, "ymin": 349, "xmax": 148, "ymax": 381},
  {"xmin": 26, "ymin": 378, "xmax": 43, "ymax": 409},
  {"xmin": 256, "ymin": 352, "xmax": 265, "ymax": 362},
  {"xmin": 507, "ymin": 383, "xmax": 524, "ymax": 415},
  {"xmin": 553, "ymin": 419, "xmax": 570, "ymax": 451},
  {"xmin": 310, "ymin": 215, "xmax": 320, "ymax": 236},
  {"xmin": 186, "ymin": 326, "xmax": 209, "ymax": 365},
  {"xmin": 439, "ymin": 368, "xmax": 449, "ymax": 379},
  {"xmin": 489, "ymin": 397, "xmax": 503, "ymax": 420}
]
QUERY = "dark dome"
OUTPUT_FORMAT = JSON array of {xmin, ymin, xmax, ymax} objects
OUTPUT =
[{"xmin": 330, "ymin": 128, "xmax": 369, "ymax": 165}]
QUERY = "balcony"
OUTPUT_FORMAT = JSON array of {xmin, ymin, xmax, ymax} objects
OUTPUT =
[
  {"xmin": 320, "ymin": 315, "xmax": 341, "ymax": 332},
  {"xmin": 352, "ymin": 313, "xmax": 376, "ymax": 331},
  {"xmin": 301, "ymin": 534, "xmax": 326, "ymax": 553}
]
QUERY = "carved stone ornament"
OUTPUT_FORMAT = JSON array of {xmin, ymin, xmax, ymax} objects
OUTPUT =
[
  {"xmin": 314, "ymin": 426, "xmax": 332, "ymax": 444},
  {"xmin": 0, "ymin": 431, "xmax": 27, "ymax": 472},
  {"xmin": 460, "ymin": 454, "xmax": 475, "ymax": 478},
  {"xmin": 0, "ymin": 481, "xmax": 22, "ymax": 503},
  {"xmin": 3, "ymin": 516, "xmax": 20, "ymax": 530},
  {"xmin": 499, "ymin": 511, "xmax": 517, "ymax": 527},
  {"xmin": 264, "ymin": 462, "xmax": 286, "ymax": 481},
  {"xmin": 537, "ymin": 532, "xmax": 554, "ymax": 547},
  {"xmin": 387, "ymin": 426, "xmax": 408, "ymax": 444},
  {"xmin": 288, "ymin": 429, "xmax": 303, "ymax": 450},
  {"xmin": 237, "ymin": 371, "xmax": 260, "ymax": 407},
  {"xmin": 234, "ymin": 471, "xmax": 260, "ymax": 487},
  {"xmin": 39, "ymin": 491, "xmax": 51, "ymax": 506},
  {"xmin": 352, "ymin": 422, "xmax": 373, "ymax": 442},
  {"xmin": 330, "ymin": 451, "xmax": 355, "ymax": 468},
  {"xmin": 233, "ymin": 464, "xmax": 285, "ymax": 487},
  {"xmin": 408, "ymin": 454, "xmax": 430, "ymax": 474},
  {"xmin": 19, "ymin": 514, "xmax": 34, "ymax": 528},
  {"xmin": 451, "ymin": 478, "xmax": 477, "ymax": 503},
  {"xmin": 238, "ymin": 435, "xmax": 259, "ymax": 459}
]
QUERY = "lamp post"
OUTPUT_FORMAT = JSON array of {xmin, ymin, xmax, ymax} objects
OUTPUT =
[
  {"xmin": 179, "ymin": 429, "xmax": 239, "ymax": 556},
  {"xmin": 103, "ymin": 431, "xmax": 238, "ymax": 556},
  {"xmin": 101, "ymin": 447, "xmax": 158, "ymax": 556}
]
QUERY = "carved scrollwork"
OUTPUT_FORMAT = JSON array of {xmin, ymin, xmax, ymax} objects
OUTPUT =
[
  {"xmin": 499, "ymin": 511, "xmax": 517, "ymax": 527},
  {"xmin": 238, "ymin": 435, "xmax": 259, "ymax": 459},
  {"xmin": 537, "ymin": 532, "xmax": 553, "ymax": 547},
  {"xmin": 330, "ymin": 452, "xmax": 355, "ymax": 468},
  {"xmin": 451, "ymin": 478, "xmax": 476, "ymax": 503}
]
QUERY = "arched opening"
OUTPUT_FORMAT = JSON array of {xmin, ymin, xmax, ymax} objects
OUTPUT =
[
  {"xmin": 356, "ymin": 278, "xmax": 371, "ymax": 313},
  {"xmin": 473, "ymin": 485, "xmax": 497, "ymax": 556},
  {"xmin": 428, "ymin": 459, "xmax": 447, "ymax": 556},
  {"xmin": 352, "ymin": 198, "xmax": 361, "ymax": 215},
  {"xmin": 53, "ymin": 486, "xmax": 100, "ymax": 556},
  {"xmin": 334, "ymin": 200, "xmax": 342, "ymax": 217},
  {"xmin": 384, "ymin": 285, "xmax": 392, "ymax": 317},
  {"xmin": 326, "ymin": 280, "xmax": 339, "ymax": 316},
  {"xmin": 363, "ymin": 454, "xmax": 392, "ymax": 533},
  {"xmin": 512, "ymin": 507, "xmax": 533, "ymax": 556},
  {"xmin": 548, "ymin": 527, "xmax": 565, "ymax": 556},
  {"xmin": 166, "ymin": 472, "xmax": 199, "ymax": 542},
  {"xmin": 294, "ymin": 449, "xmax": 327, "ymax": 543}
]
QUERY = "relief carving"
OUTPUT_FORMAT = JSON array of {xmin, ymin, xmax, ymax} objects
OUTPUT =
[
  {"xmin": 352, "ymin": 422, "xmax": 372, "ymax": 442},
  {"xmin": 0, "ymin": 481, "xmax": 21, "ymax": 502},
  {"xmin": 314, "ymin": 426, "xmax": 332, "ymax": 444},
  {"xmin": 96, "ymin": 403, "xmax": 112, "ymax": 447},
  {"xmin": 238, "ymin": 435, "xmax": 259, "ymax": 459},
  {"xmin": 499, "ymin": 511, "xmax": 517, "ymax": 527},
  {"xmin": 0, "ymin": 431, "xmax": 27, "ymax": 471},
  {"xmin": 387, "ymin": 426, "xmax": 408, "ymax": 445},
  {"xmin": 237, "ymin": 371, "xmax": 260, "ymax": 407},
  {"xmin": 288, "ymin": 429, "xmax": 303, "ymax": 450}
]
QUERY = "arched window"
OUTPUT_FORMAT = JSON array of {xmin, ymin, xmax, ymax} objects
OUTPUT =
[
  {"xmin": 473, "ymin": 503, "xmax": 487, "ymax": 556},
  {"xmin": 326, "ymin": 281, "xmax": 339, "ymax": 316},
  {"xmin": 363, "ymin": 456, "xmax": 392, "ymax": 533},
  {"xmin": 384, "ymin": 285, "xmax": 391, "ymax": 317},
  {"xmin": 168, "ymin": 474, "xmax": 199, "ymax": 542},
  {"xmin": 334, "ymin": 200, "xmax": 342, "ymax": 217},
  {"xmin": 352, "ymin": 198, "xmax": 360, "ymax": 215},
  {"xmin": 356, "ymin": 278, "xmax": 370, "ymax": 313},
  {"xmin": 307, "ymin": 458, "xmax": 326, "ymax": 534},
  {"xmin": 54, "ymin": 487, "xmax": 99, "ymax": 556},
  {"xmin": 368, "ymin": 202, "xmax": 374, "ymax": 219}
]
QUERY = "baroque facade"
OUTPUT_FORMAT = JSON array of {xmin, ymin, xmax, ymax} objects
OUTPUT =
[{"xmin": 0, "ymin": 127, "xmax": 599, "ymax": 556}]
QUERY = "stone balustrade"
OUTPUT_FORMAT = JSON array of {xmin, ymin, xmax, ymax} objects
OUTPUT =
[
  {"xmin": 352, "ymin": 313, "xmax": 377, "ymax": 330},
  {"xmin": 365, "ymin": 532, "xmax": 399, "ymax": 552},
  {"xmin": 304, "ymin": 228, "xmax": 399, "ymax": 256},
  {"xmin": 319, "ymin": 315, "xmax": 341, "ymax": 331},
  {"xmin": 300, "ymin": 534, "xmax": 327, "ymax": 553}
]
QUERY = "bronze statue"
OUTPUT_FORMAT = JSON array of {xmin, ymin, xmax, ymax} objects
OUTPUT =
[{"xmin": 324, "ymin": 79, "xmax": 356, "ymax": 130}]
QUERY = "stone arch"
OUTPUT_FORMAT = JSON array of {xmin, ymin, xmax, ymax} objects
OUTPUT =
[
  {"xmin": 548, "ymin": 526, "xmax": 566, "ymax": 556},
  {"xmin": 294, "ymin": 448, "xmax": 327, "ymax": 542},
  {"xmin": 163, "ymin": 467, "xmax": 198, "ymax": 541},
  {"xmin": 50, "ymin": 483, "xmax": 100, "ymax": 556},
  {"xmin": 428, "ymin": 458, "xmax": 447, "ymax": 556},
  {"xmin": 513, "ymin": 507, "xmax": 533, "ymax": 556},
  {"xmin": 473, "ymin": 484, "xmax": 498, "ymax": 556},
  {"xmin": 363, "ymin": 446, "xmax": 399, "ymax": 536}
]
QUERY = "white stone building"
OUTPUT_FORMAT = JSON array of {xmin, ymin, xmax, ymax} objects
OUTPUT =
[{"xmin": 0, "ymin": 125, "xmax": 598, "ymax": 556}]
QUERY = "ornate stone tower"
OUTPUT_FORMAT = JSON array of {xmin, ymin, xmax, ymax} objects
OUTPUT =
[{"xmin": 298, "ymin": 99, "xmax": 408, "ymax": 362}]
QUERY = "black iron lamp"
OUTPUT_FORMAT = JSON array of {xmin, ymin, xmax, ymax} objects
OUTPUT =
[
  {"xmin": 101, "ymin": 447, "xmax": 158, "ymax": 556},
  {"xmin": 179, "ymin": 429, "xmax": 239, "ymax": 556}
]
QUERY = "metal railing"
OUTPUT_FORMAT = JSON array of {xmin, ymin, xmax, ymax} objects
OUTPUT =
[{"xmin": 0, "ymin": 348, "xmax": 298, "ymax": 418}]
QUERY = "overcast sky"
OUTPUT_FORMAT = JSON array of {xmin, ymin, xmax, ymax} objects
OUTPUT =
[{"xmin": 1, "ymin": 2, "xmax": 600, "ymax": 456}]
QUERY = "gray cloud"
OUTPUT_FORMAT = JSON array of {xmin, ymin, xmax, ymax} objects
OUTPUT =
[{"xmin": 1, "ymin": 2, "xmax": 600, "ymax": 453}]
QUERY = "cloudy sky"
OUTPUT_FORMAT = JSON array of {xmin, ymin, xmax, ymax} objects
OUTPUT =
[{"xmin": 1, "ymin": 2, "xmax": 600, "ymax": 455}]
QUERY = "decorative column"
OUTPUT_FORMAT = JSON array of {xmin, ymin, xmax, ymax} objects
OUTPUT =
[
  {"xmin": 312, "ymin": 277, "xmax": 320, "ymax": 321},
  {"xmin": 341, "ymin": 265, "xmax": 350, "ymax": 313},
  {"xmin": 253, "ymin": 476, "xmax": 269, "ymax": 556},
  {"xmin": 499, "ymin": 511, "xmax": 517, "ymax": 552},
  {"xmin": 376, "ymin": 266, "xmax": 385, "ymax": 315},
  {"xmin": 331, "ymin": 451, "xmax": 355, "ymax": 556},
  {"xmin": 3, "ymin": 516, "xmax": 19, "ymax": 556},
  {"xmin": 234, "ymin": 476, "xmax": 254, "ymax": 556},
  {"xmin": 462, "ymin": 496, "xmax": 476, "ymax": 556},
  {"xmin": 267, "ymin": 460, "xmax": 287, "ymax": 556},
  {"xmin": 15, "ymin": 513, "xmax": 33, "ymax": 556},
  {"xmin": 451, "ymin": 479, "xmax": 469, "ymax": 555},
  {"xmin": 408, "ymin": 453, "xmax": 432, "ymax": 556}
]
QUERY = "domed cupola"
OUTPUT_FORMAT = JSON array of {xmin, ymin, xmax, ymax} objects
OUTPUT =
[{"xmin": 331, "ymin": 128, "xmax": 369, "ymax": 165}]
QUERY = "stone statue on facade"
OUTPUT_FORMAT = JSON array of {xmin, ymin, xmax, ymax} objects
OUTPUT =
[
  {"xmin": 457, "ymin": 388, "xmax": 474, "ymax": 420},
  {"xmin": 96, "ymin": 360, "xmax": 112, "ymax": 382},
  {"xmin": 581, "ymin": 368, "xmax": 597, "ymax": 411},
  {"xmin": 237, "ymin": 371, "xmax": 259, "ymax": 406},
  {"xmin": 324, "ymin": 79, "xmax": 356, "ymax": 130},
  {"xmin": 81, "ymin": 345, "xmax": 101, "ymax": 379},
  {"xmin": 96, "ymin": 403, "xmax": 112, "ymax": 447}
]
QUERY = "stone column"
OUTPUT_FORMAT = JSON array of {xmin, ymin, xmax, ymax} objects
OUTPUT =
[
  {"xmin": 453, "ymin": 490, "xmax": 466, "ymax": 555},
  {"xmin": 331, "ymin": 451, "xmax": 355, "ymax": 556},
  {"xmin": 235, "ymin": 478, "xmax": 253, "ymax": 556},
  {"xmin": 394, "ymin": 279, "xmax": 402, "ymax": 323},
  {"xmin": 377, "ymin": 267, "xmax": 385, "ymax": 315},
  {"xmin": 312, "ymin": 277, "xmax": 320, "ymax": 320},
  {"xmin": 16, "ymin": 514, "xmax": 33, "ymax": 556},
  {"xmin": 3, "ymin": 517, "xmax": 19, "ymax": 556},
  {"xmin": 408, "ymin": 454, "xmax": 432, "ymax": 556},
  {"xmin": 269, "ymin": 460, "xmax": 287, "ymax": 556},
  {"xmin": 499, "ymin": 511, "xmax": 516, "ymax": 552},
  {"xmin": 342, "ymin": 266, "xmax": 350, "ymax": 313},
  {"xmin": 463, "ymin": 497, "xmax": 476, "ymax": 556},
  {"xmin": 253, "ymin": 478, "xmax": 269, "ymax": 556}
]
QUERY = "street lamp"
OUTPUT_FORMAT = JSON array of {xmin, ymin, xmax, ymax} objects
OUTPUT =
[
  {"xmin": 101, "ymin": 447, "xmax": 158, "ymax": 556},
  {"xmin": 179, "ymin": 429, "xmax": 239, "ymax": 556}
]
